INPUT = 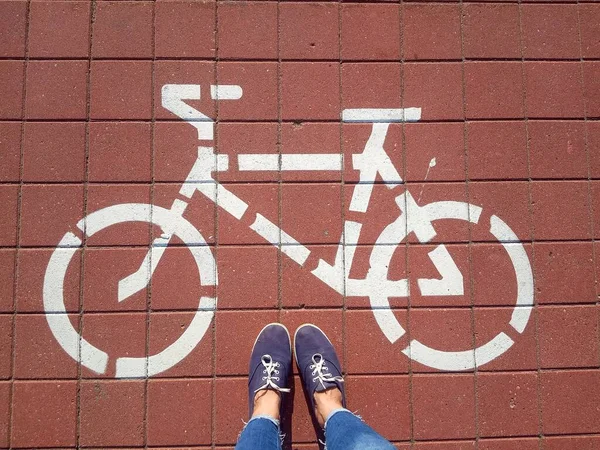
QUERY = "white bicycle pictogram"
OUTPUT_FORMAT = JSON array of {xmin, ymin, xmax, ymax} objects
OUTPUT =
[{"xmin": 44, "ymin": 83, "xmax": 534, "ymax": 377}]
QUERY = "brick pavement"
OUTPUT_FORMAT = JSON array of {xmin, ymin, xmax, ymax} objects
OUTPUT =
[{"xmin": 1, "ymin": 0, "xmax": 600, "ymax": 448}]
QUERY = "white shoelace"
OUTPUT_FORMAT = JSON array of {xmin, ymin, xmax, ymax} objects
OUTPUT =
[
  {"xmin": 310, "ymin": 353, "xmax": 344, "ymax": 390},
  {"xmin": 254, "ymin": 354, "xmax": 291, "ymax": 394}
]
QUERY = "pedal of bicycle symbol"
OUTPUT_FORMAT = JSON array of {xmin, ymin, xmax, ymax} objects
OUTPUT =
[{"xmin": 43, "ymin": 83, "xmax": 534, "ymax": 377}]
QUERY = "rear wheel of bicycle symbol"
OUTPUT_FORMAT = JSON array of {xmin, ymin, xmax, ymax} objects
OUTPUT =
[
  {"xmin": 44, "ymin": 204, "xmax": 216, "ymax": 378},
  {"xmin": 44, "ymin": 198, "xmax": 532, "ymax": 376}
]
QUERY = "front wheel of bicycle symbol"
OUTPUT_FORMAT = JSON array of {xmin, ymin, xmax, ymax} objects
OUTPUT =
[
  {"xmin": 366, "ymin": 199, "xmax": 533, "ymax": 371},
  {"xmin": 44, "ymin": 200, "xmax": 533, "ymax": 376}
]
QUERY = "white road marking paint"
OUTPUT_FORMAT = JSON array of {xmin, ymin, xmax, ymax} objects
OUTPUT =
[
  {"xmin": 116, "ymin": 297, "xmax": 216, "ymax": 378},
  {"xmin": 364, "ymin": 287, "xmax": 408, "ymax": 343},
  {"xmin": 283, "ymin": 154, "xmax": 342, "ymax": 171},
  {"xmin": 347, "ymin": 216, "xmax": 411, "ymax": 343},
  {"xmin": 423, "ymin": 200, "xmax": 482, "ymax": 225},
  {"xmin": 311, "ymin": 260, "xmax": 344, "ymax": 294},
  {"xmin": 403, "ymin": 332, "xmax": 514, "ymax": 371},
  {"xmin": 417, "ymin": 244, "xmax": 464, "ymax": 296},
  {"xmin": 170, "ymin": 198, "xmax": 189, "ymax": 217},
  {"xmin": 44, "ymin": 236, "xmax": 110, "ymax": 374},
  {"xmin": 373, "ymin": 308, "xmax": 407, "ymax": 343},
  {"xmin": 179, "ymin": 147, "xmax": 229, "ymax": 198},
  {"xmin": 346, "ymin": 277, "xmax": 409, "ymax": 299},
  {"xmin": 45, "ymin": 203, "xmax": 216, "ymax": 375},
  {"xmin": 238, "ymin": 154, "xmax": 343, "ymax": 171},
  {"xmin": 45, "ymin": 92, "xmax": 536, "ymax": 374},
  {"xmin": 217, "ymin": 184, "xmax": 250, "ymax": 219},
  {"xmin": 187, "ymin": 158, "xmax": 249, "ymax": 220},
  {"xmin": 43, "ymin": 239, "xmax": 79, "ymax": 314},
  {"xmin": 180, "ymin": 182, "xmax": 203, "ymax": 199},
  {"xmin": 162, "ymin": 84, "xmax": 214, "ymax": 140},
  {"xmin": 118, "ymin": 252, "xmax": 152, "ymax": 302},
  {"xmin": 54, "ymin": 230, "xmax": 83, "ymax": 247},
  {"xmin": 195, "ymin": 183, "xmax": 248, "ymax": 220},
  {"xmin": 490, "ymin": 215, "xmax": 534, "ymax": 333},
  {"xmin": 249, "ymin": 214, "xmax": 279, "ymax": 245},
  {"xmin": 280, "ymin": 244, "xmax": 311, "ymax": 268},
  {"xmin": 361, "ymin": 194, "xmax": 533, "ymax": 370},
  {"xmin": 403, "ymin": 340, "xmax": 475, "ymax": 371},
  {"xmin": 217, "ymin": 153, "xmax": 229, "ymax": 172},
  {"xmin": 348, "ymin": 184, "xmax": 374, "ymax": 214},
  {"xmin": 118, "ymin": 243, "xmax": 173, "ymax": 302},
  {"xmin": 337, "ymin": 222, "xmax": 364, "ymax": 272},
  {"xmin": 349, "ymin": 123, "xmax": 403, "ymax": 213},
  {"xmin": 342, "ymin": 108, "xmax": 422, "ymax": 123},
  {"xmin": 403, "ymin": 192, "xmax": 437, "ymax": 243},
  {"xmin": 250, "ymin": 214, "xmax": 311, "ymax": 266},
  {"xmin": 210, "ymin": 84, "xmax": 243, "ymax": 100},
  {"xmin": 78, "ymin": 204, "xmax": 148, "ymax": 237},
  {"xmin": 239, "ymin": 154, "xmax": 278, "ymax": 171},
  {"xmin": 361, "ymin": 240, "xmax": 410, "ymax": 300},
  {"xmin": 104, "ymin": 204, "xmax": 214, "ymax": 302},
  {"xmin": 509, "ymin": 306, "xmax": 534, "ymax": 335},
  {"xmin": 417, "ymin": 157, "xmax": 437, "ymax": 202},
  {"xmin": 473, "ymin": 332, "xmax": 515, "ymax": 367},
  {"xmin": 312, "ymin": 221, "xmax": 362, "ymax": 294}
]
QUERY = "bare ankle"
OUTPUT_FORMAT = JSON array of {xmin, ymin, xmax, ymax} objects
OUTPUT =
[
  {"xmin": 251, "ymin": 389, "xmax": 281, "ymax": 422},
  {"xmin": 313, "ymin": 387, "xmax": 344, "ymax": 427}
]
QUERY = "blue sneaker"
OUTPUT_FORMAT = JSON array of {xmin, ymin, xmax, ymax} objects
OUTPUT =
[
  {"xmin": 294, "ymin": 324, "xmax": 346, "ymax": 415},
  {"xmin": 248, "ymin": 323, "xmax": 292, "ymax": 418}
]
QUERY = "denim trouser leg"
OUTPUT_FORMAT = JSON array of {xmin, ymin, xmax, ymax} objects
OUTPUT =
[
  {"xmin": 324, "ymin": 409, "xmax": 395, "ymax": 450},
  {"xmin": 235, "ymin": 416, "xmax": 282, "ymax": 450}
]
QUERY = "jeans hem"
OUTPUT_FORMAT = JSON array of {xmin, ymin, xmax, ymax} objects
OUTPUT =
[
  {"xmin": 247, "ymin": 415, "xmax": 280, "ymax": 428},
  {"xmin": 323, "ymin": 407, "xmax": 353, "ymax": 429}
]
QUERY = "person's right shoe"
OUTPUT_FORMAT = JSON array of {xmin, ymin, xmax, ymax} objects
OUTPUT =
[
  {"xmin": 248, "ymin": 323, "xmax": 292, "ymax": 418},
  {"xmin": 294, "ymin": 323, "xmax": 346, "ymax": 415}
]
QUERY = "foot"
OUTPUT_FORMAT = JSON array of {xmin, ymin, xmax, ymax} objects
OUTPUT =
[
  {"xmin": 294, "ymin": 324, "xmax": 346, "ymax": 427},
  {"xmin": 248, "ymin": 323, "xmax": 292, "ymax": 421},
  {"xmin": 314, "ymin": 386, "xmax": 344, "ymax": 427},
  {"xmin": 252, "ymin": 389, "xmax": 281, "ymax": 420}
]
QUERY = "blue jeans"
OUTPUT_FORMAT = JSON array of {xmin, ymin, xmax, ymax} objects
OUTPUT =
[{"xmin": 235, "ymin": 409, "xmax": 395, "ymax": 450}]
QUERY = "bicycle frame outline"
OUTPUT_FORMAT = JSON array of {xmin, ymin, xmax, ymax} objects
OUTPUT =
[
  {"xmin": 121, "ymin": 85, "xmax": 455, "ymax": 303},
  {"xmin": 122, "ymin": 84, "xmax": 533, "ymax": 368},
  {"xmin": 43, "ymin": 83, "xmax": 534, "ymax": 377}
]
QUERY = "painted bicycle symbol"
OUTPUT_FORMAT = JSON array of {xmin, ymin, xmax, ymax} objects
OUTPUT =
[{"xmin": 44, "ymin": 83, "xmax": 534, "ymax": 377}]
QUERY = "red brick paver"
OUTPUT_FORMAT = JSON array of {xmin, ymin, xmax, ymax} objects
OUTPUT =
[{"xmin": 1, "ymin": 0, "xmax": 599, "ymax": 448}]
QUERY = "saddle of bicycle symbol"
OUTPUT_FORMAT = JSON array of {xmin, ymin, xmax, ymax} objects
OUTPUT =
[{"xmin": 43, "ymin": 83, "xmax": 534, "ymax": 377}]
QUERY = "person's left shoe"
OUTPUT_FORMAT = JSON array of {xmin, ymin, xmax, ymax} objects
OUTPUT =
[
  {"xmin": 248, "ymin": 323, "xmax": 292, "ymax": 418},
  {"xmin": 294, "ymin": 323, "xmax": 346, "ymax": 416}
]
